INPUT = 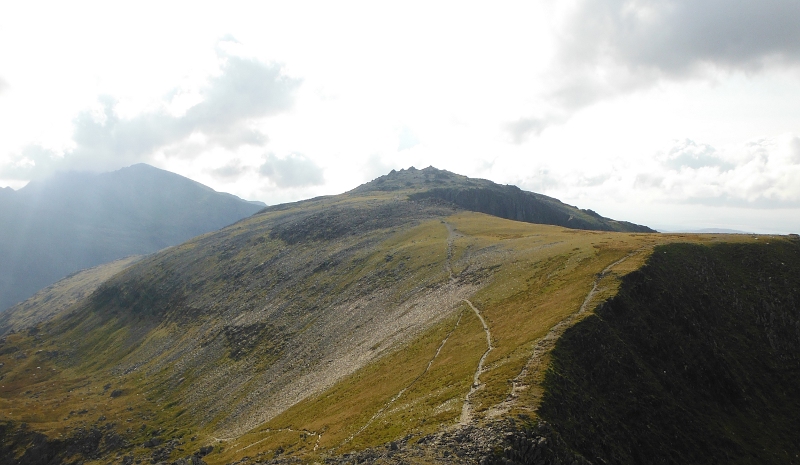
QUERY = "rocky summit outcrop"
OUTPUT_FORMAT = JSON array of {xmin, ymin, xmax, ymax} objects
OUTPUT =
[{"xmin": 354, "ymin": 167, "xmax": 654, "ymax": 233}]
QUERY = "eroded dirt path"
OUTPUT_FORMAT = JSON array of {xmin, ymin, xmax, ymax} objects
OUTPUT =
[
  {"xmin": 445, "ymin": 222, "xmax": 497, "ymax": 426},
  {"xmin": 459, "ymin": 298, "xmax": 494, "ymax": 425},
  {"xmin": 485, "ymin": 249, "xmax": 644, "ymax": 418},
  {"xmin": 227, "ymin": 428, "xmax": 319, "ymax": 455},
  {"xmin": 211, "ymin": 426, "xmax": 322, "ymax": 455}
]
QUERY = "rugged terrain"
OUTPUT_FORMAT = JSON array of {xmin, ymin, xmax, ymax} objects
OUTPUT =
[
  {"xmin": 0, "ymin": 163, "xmax": 264, "ymax": 311},
  {"xmin": 0, "ymin": 167, "xmax": 797, "ymax": 464},
  {"xmin": 358, "ymin": 168, "xmax": 654, "ymax": 233}
]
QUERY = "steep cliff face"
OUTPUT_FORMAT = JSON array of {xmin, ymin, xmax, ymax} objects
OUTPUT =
[
  {"xmin": 410, "ymin": 186, "xmax": 653, "ymax": 233},
  {"xmin": 540, "ymin": 240, "xmax": 800, "ymax": 464}
]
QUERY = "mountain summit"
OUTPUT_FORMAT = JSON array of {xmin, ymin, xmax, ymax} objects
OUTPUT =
[{"xmin": 352, "ymin": 166, "xmax": 654, "ymax": 233}]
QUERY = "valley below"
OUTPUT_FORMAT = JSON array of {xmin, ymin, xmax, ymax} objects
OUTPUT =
[{"xmin": 0, "ymin": 167, "xmax": 798, "ymax": 464}]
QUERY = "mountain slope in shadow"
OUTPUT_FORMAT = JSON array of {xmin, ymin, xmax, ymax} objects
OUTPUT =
[{"xmin": 0, "ymin": 164, "xmax": 263, "ymax": 311}]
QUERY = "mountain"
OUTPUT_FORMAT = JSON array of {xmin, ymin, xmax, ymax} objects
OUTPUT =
[
  {"xmin": 0, "ymin": 164, "xmax": 265, "ymax": 311},
  {"xmin": 0, "ymin": 167, "xmax": 797, "ymax": 464},
  {"xmin": 355, "ymin": 167, "xmax": 655, "ymax": 233}
]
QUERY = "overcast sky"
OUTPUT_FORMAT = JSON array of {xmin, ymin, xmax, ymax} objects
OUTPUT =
[{"xmin": 2, "ymin": 1, "xmax": 799, "ymax": 233}]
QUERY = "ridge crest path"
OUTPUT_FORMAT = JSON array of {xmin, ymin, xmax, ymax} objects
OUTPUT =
[
  {"xmin": 486, "ymin": 248, "xmax": 645, "ymax": 418},
  {"xmin": 445, "ymin": 221, "xmax": 496, "ymax": 426}
]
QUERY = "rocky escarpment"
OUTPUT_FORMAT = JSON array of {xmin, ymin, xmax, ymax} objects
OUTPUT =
[
  {"xmin": 539, "ymin": 240, "xmax": 800, "ymax": 464},
  {"xmin": 258, "ymin": 419, "xmax": 589, "ymax": 465},
  {"xmin": 354, "ymin": 166, "xmax": 654, "ymax": 233},
  {"xmin": 410, "ymin": 186, "xmax": 653, "ymax": 233}
]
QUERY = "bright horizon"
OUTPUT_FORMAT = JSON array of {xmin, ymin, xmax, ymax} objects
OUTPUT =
[{"xmin": 2, "ymin": 1, "xmax": 799, "ymax": 234}]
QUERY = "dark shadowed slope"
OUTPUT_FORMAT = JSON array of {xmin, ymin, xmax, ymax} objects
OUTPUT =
[
  {"xmin": 354, "ymin": 166, "xmax": 655, "ymax": 233},
  {"xmin": 540, "ymin": 241, "xmax": 800, "ymax": 465},
  {"xmin": 0, "ymin": 256, "xmax": 141, "ymax": 335},
  {"xmin": 0, "ymin": 164, "xmax": 264, "ymax": 311}
]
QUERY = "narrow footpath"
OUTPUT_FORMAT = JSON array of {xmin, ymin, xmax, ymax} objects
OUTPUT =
[
  {"xmin": 459, "ymin": 298, "xmax": 494, "ymax": 425},
  {"xmin": 486, "ymin": 249, "xmax": 643, "ymax": 418}
]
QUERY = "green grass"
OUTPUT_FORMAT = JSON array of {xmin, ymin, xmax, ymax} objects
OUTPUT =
[{"xmin": 0, "ymin": 198, "xmax": 782, "ymax": 464}]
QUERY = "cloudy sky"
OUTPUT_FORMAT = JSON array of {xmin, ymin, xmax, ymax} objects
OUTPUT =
[{"xmin": 2, "ymin": 1, "xmax": 799, "ymax": 233}]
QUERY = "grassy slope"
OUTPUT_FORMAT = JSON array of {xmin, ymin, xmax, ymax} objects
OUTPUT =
[
  {"xmin": 539, "ymin": 239, "xmax": 800, "ymax": 464},
  {"xmin": 0, "ymin": 189, "xmax": 781, "ymax": 464},
  {"xmin": 205, "ymin": 217, "xmax": 763, "ymax": 464},
  {"xmin": 2, "ymin": 194, "xmax": 461, "ymax": 463}
]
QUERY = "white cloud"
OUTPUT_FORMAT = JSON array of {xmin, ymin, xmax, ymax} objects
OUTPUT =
[
  {"xmin": 211, "ymin": 159, "xmax": 249, "ymax": 181},
  {"xmin": 519, "ymin": 134, "xmax": 800, "ymax": 224},
  {"xmin": 790, "ymin": 137, "xmax": 800, "ymax": 164},
  {"xmin": 560, "ymin": 0, "xmax": 800, "ymax": 75},
  {"xmin": 606, "ymin": 136, "xmax": 800, "ymax": 208},
  {"xmin": 505, "ymin": 117, "xmax": 551, "ymax": 144},
  {"xmin": 508, "ymin": 0, "xmax": 800, "ymax": 142},
  {"xmin": 1, "ymin": 3, "xmax": 798, "ymax": 232},
  {"xmin": 1, "ymin": 49, "xmax": 299, "ymax": 179},
  {"xmin": 259, "ymin": 153, "xmax": 324, "ymax": 188},
  {"xmin": 658, "ymin": 139, "xmax": 735, "ymax": 171},
  {"xmin": 0, "ymin": 145, "xmax": 62, "ymax": 180}
]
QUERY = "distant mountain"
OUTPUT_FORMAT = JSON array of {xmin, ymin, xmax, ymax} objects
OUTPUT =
[
  {"xmin": 353, "ymin": 166, "xmax": 655, "ymax": 233},
  {"xmin": 0, "ymin": 164, "xmax": 264, "ymax": 311}
]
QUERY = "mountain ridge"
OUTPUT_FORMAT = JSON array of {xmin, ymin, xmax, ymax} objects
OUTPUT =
[{"xmin": 351, "ymin": 166, "xmax": 655, "ymax": 233}]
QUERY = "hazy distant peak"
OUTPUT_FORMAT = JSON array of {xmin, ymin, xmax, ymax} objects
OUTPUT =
[
  {"xmin": 114, "ymin": 162, "xmax": 201, "ymax": 180},
  {"xmin": 0, "ymin": 163, "xmax": 265, "ymax": 312},
  {"xmin": 0, "ymin": 186, "xmax": 14, "ymax": 204},
  {"xmin": 117, "ymin": 163, "xmax": 187, "ymax": 178}
]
